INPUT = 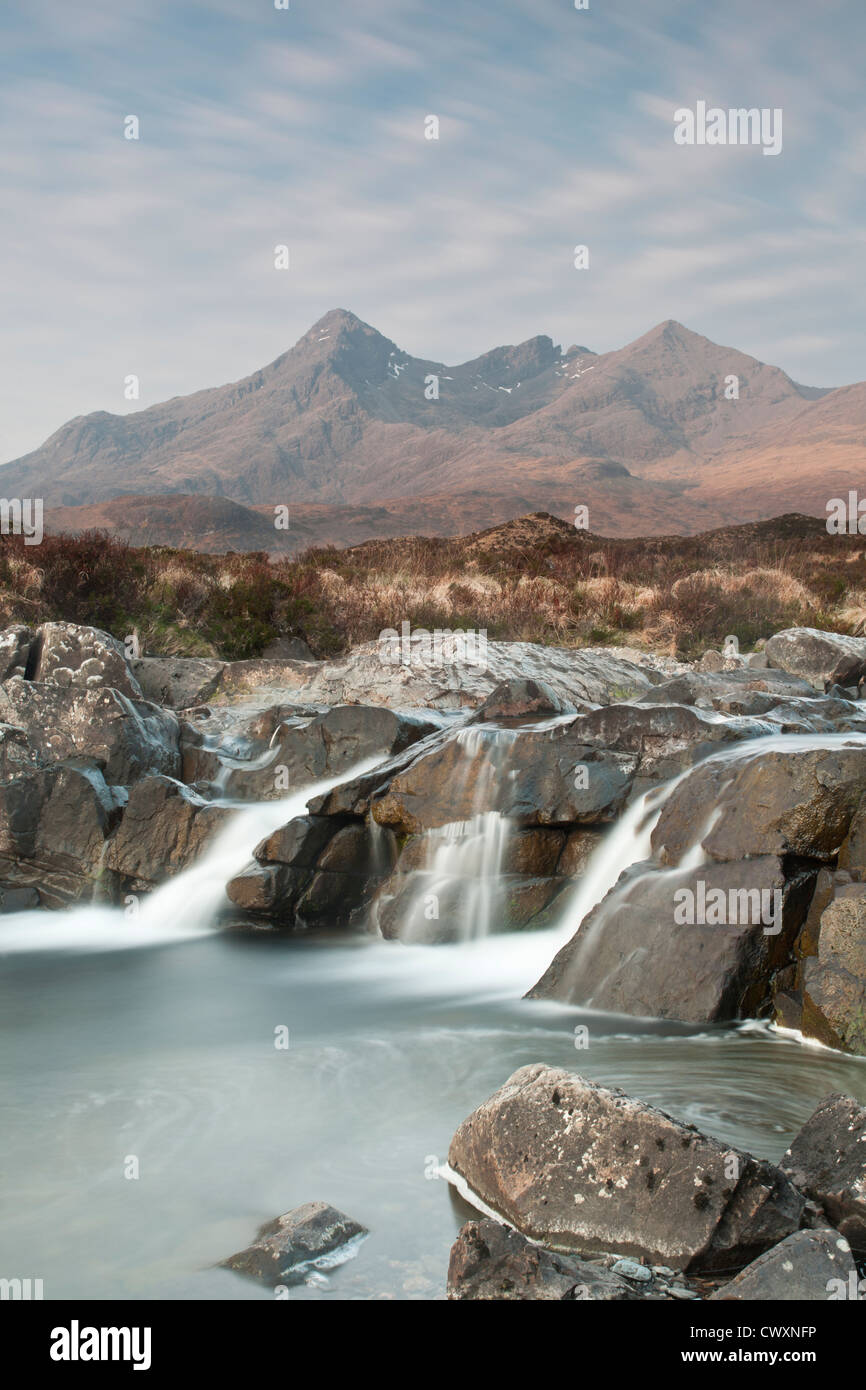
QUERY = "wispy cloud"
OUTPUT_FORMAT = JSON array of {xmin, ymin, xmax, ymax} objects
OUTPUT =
[{"xmin": 1, "ymin": 0, "xmax": 865, "ymax": 459}]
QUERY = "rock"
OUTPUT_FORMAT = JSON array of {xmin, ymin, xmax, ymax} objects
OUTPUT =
[
  {"xmin": 709, "ymin": 1228, "xmax": 857, "ymax": 1300},
  {"xmin": 0, "ymin": 625, "xmax": 34, "ymax": 681},
  {"xmin": 221, "ymin": 1202, "xmax": 367, "ymax": 1285},
  {"xmin": 31, "ymin": 622, "xmax": 142, "ymax": 698},
  {"xmin": 765, "ymin": 628, "xmax": 866, "ymax": 690},
  {"xmin": 130, "ymin": 656, "xmax": 226, "ymax": 708},
  {"xmin": 567, "ymin": 702, "xmax": 780, "ymax": 781},
  {"xmin": 291, "ymin": 639, "xmax": 659, "ymax": 711},
  {"xmin": 698, "ymin": 649, "xmax": 725, "ymax": 672},
  {"xmin": 780, "ymin": 1094, "xmax": 866, "ymax": 1252},
  {"xmin": 221, "ymin": 705, "xmax": 438, "ymax": 801},
  {"xmin": 610, "ymin": 1257, "xmax": 653, "ymax": 1282},
  {"xmin": 104, "ymin": 776, "xmax": 232, "ymax": 889},
  {"xmin": 447, "ymin": 1066, "xmax": 804, "ymax": 1272},
  {"xmin": 226, "ymin": 817, "xmax": 398, "ymax": 930},
  {"xmin": 0, "ymin": 760, "xmax": 124, "ymax": 907},
  {"xmin": 469, "ymin": 678, "xmax": 575, "ymax": 722},
  {"xmin": 446, "ymin": 1219, "xmax": 638, "ymax": 1301},
  {"xmin": 0, "ymin": 722, "xmax": 41, "ymax": 781},
  {"xmin": 529, "ymin": 856, "xmax": 816, "ymax": 1022},
  {"xmin": 652, "ymin": 747, "xmax": 866, "ymax": 866},
  {"xmin": 801, "ymin": 897, "xmax": 866, "ymax": 1054},
  {"xmin": 370, "ymin": 726, "xmax": 634, "ymax": 835},
  {"xmin": 0, "ymin": 678, "xmax": 181, "ymax": 784},
  {"xmin": 261, "ymin": 635, "xmax": 315, "ymax": 661},
  {"xmin": 637, "ymin": 668, "xmax": 814, "ymax": 707}
]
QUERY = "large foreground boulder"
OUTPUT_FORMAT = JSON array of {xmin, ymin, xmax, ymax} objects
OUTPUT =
[
  {"xmin": 780, "ymin": 1094, "xmax": 866, "ymax": 1252},
  {"xmin": 221, "ymin": 1202, "xmax": 367, "ymax": 1286},
  {"xmin": 448, "ymin": 1065, "xmax": 804, "ymax": 1273},
  {"xmin": 130, "ymin": 655, "xmax": 226, "ymax": 708}
]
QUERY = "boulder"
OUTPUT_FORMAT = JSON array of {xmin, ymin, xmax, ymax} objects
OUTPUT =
[
  {"xmin": 0, "ymin": 678, "xmax": 180, "ymax": 784},
  {"xmin": 0, "ymin": 759, "xmax": 125, "ymax": 907},
  {"xmin": 104, "ymin": 776, "xmax": 232, "ymax": 888},
  {"xmin": 130, "ymin": 656, "xmax": 226, "ymax": 709},
  {"xmin": 370, "ymin": 726, "xmax": 634, "ymax": 835},
  {"xmin": 221, "ymin": 1202, "xmax": 367, "ymax": 1286},
  {"xmin": 780, "ymin": 1094, "xmax": 866, "ymax": 1252},
  {"xmin": 709, "ymin": 1228, "xmax": 857, "ymax": 1300},
  {"xmin": 226, "ymin": 816, "xmax": 398, "ymax": 930},
  {"xmin": 469, "ymin": 678, "xmax": 576, "ymax": 723},
  {"xmin": 567, "ymin": 702, "xmax": 780, "ymax": 780},
  {"xmin": 291, "ymin": 639, "xmax": 659, "ymax": 711},
  {"xmin": 529, "ymin": 856, "xmax": 817, "ymax": 1022},
  {"xmin": 801, "ymin": 897, "xmax": 866, "ymax": 1054},
  {"xmin": 0, "ymin": 722, "xmax": 41, "ymax": 781},
  {"xmin": 652, "ymin": 747, "xmax": 866, "ymax": 866},
  {"xmin": 447, "ymin": 1219, "xmax": 638, "ymax": 1301},
  {"xmin": 31, "ymin": 622, "xmax": 142, "ymax": 698},
  {"xmin": 221, "ymin": 705, "xmax": 438, "ymax": 801},
  {"xmin": 0, "ymin": 624, "xmax": 34, "ymax": 681},
  {"xmin": 447, "ymin": 1066, "xmax": 804, "ymax": 1272},
  {"xmin": 765, "ymin": 628, "xmax": 866, "ymax": 690}
]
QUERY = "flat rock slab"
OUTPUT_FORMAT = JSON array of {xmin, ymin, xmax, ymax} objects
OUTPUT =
[
  {"xmin": 221, "ymin": 1202, "xmax": 367, "ymax": 1286},
  {"xmin": 709, "ymin": 1228, "xmax": 857, "ymax": 1300},
  {"xmin": 448, "ymin": 1065, "xmax": 804, "ymax": 1273},
  {"xmin": 780, "ymin": 1094, "xmax": 866, "ymax": 1252}
]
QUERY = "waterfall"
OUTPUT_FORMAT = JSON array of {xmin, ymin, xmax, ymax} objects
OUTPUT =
[
  {"xmin": 0, "ymin": 755, "xmax": 385, "ymax": 956},
  {"xmin": 378, "ymin": 725, "xmax": 517, "ymax": 942},
  {"xmin": 541, "ymin": 729, "xmax": 866, "ymax": 999}
]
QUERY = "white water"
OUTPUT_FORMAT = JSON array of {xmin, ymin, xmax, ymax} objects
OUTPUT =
[{"xmin": 0, "ymin": 756, "xmax": 385, "ymax": 956}]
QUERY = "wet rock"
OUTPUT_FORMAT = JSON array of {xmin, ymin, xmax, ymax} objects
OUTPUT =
[
  {"xmin": 0, "ymin": 678, "xmax": 181, "ymax": 784},
  {"xmin": 637, "ymin": 668, "xmax": 813, "ymax": 708},
  {"xmin": 226, "ymin": 817, "xmax": 397, "ymax": 930},
  {"xmin": 448, "ymin": 1066, "xmax": 804, "ymax": 1272},
  {"xmin": 222, "ymin": 1202, "xmax": 367, "ymax": 1286},
  {"xmin": 709, "ymin": 1228, "xmax": 856, "ymax": 1300},
  {"xmin": 104, "ymin": 776, "xmax": 232, "ymax": 889},
  {"xmin": 0, "ymin": 759, "xmax": 124, "ymax": 907},
  {"xmin": 469, "ymin": 678, "xmax": 576, "ymax": 723},
  {"xmin": 780, "ymin": 1094, "xmax": 866, "ymax": 1252},
  {"xmin": 31, "ymin": 622, "xmax": 142, "ymax": 698},
  {"xmin": 131, "ymin": 656, "xmax": 226, "ymax": 708},
  {"xmin": 567, "ymin": 702, "xmax": 780, "ymax": 780},
  {"xmin": 370, "ymin": 727, "xmax": 634, "ymax": 835},
  {"xmin": 291, "ymin": 639, "xmax": 658, "ymax": 711},
  {"xmin": 530, "ymin": 856, "xmax": 816, "ymax": 1022},
  {"xmin": 221, "ymin": 705, "xmax": 438, "ymax": 801},
  {"xmin": 765, "ymin": 628, "xmax": 866, "ymax": 690},
  {"xmin": 0, "ymin": 624, "xmax": 34, "ymax": 681},
  {"xmin": 801, "ymin": 897, "xmax": 866, "ymax": 1054},
  {"xmin": 652, "ymin": 747, "xmax": 866, "ymax": 866},
  {"xmin": 447, "ymin": 1219, "xmax": 638, "ymax": 1301}
]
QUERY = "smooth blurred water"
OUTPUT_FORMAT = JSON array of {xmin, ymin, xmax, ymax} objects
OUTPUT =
[
  {"xmin": 2, "ymin": 925, "xmax": 866, "ymax": 1301},
  {"xmin": 3, "ymin": 731, "xmax": 866, "ymax": 1301}
]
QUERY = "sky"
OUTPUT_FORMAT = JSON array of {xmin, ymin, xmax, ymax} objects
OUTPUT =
[{"xmin": 2, "ymin": 0, "xmax": 865, "ymax": 462}]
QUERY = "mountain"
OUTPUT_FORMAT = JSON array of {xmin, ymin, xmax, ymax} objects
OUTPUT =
[{"xmin": 4, "ymin": 309, "xmax": 862, "ymax": 546}]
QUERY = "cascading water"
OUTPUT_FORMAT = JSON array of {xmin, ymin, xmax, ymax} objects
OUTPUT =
[
  {"xmin": 0, "ymin": 755, "xmax": 385, "ymax": 956},
  {"xmin": 376, "ymin": 725, "xmax": 517, "ymax": 942}
]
